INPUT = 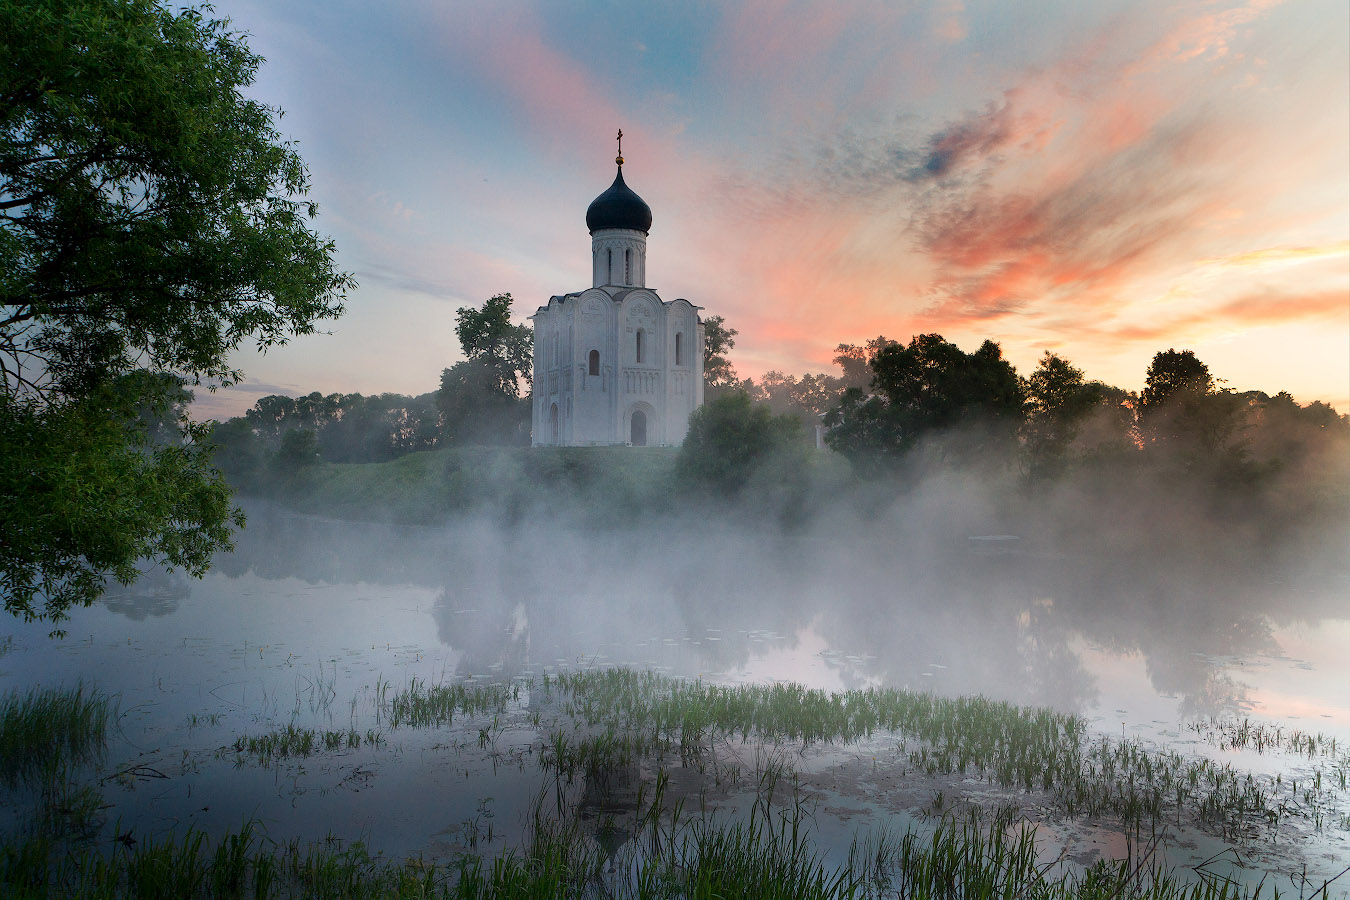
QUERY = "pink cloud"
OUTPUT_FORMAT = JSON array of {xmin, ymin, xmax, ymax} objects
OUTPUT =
[
  {"xmin": 439, "ymin": 11, "xmax": 622, "ymax": 158},
  {"xmin": 1133, "ymin": 0, "xmax": 1287, "ymax": 71}
]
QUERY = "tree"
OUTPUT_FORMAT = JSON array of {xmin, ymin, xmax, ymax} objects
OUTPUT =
[
  {"xmin": 1140, "ymin": 349, "xmax": 1213, "ymax": 412},
  {"xmin": 702, "ymin": 315, "xmax": 740, "ymax": 395},
  {"xmin": 676, "ymin": 390, "xmax": 803, "ymax": 496},
  {"xmin": 453, "ymin": 293, "xmax": 532, "ymax": 396},
  {"xmin": 437, "ymin": 293, "xmax": 531, "ymax": 445},
  {"xmin": 1138, "ymin": 349, "xmax": 1251, "ymax": 482},
  {"xmin": 207, "ymin": 417, "xmax": 263, "ymax": 485},
  {"xmin": 755, "ymin": 370, "xmax": 841, "ymax": 420},
  {"xmin": 1, "ymin": 0, "xmax": 351, "ymax": 625},
  {"xmin": 832, "ymin": 336, "xmax": 897, "ymax": 392},
  {"xmin": 825, "ymin": 334, "xmax": 1024, "ymax": 466},
  {"xmin": 1020, "ymin": 352, "xmax": 1106, "ymax": 479},
  {"xmin": 275, "ymin": 427, "xmax": 319, "ymax": 472}
]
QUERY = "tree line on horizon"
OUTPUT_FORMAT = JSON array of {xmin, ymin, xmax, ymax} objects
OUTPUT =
[{"xmin": 207, "ymin": 292, "xmax": 1346, "ymax": 501}]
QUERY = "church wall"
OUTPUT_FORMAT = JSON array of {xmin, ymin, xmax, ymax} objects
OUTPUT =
[
  {"xmin": 662, "ymin": 299, "xmax": 702, "ymax": 445},
  {"xmin": 620, "ymin": 291, "xmax": 666, "ymax": 445},
  {"xmin": 532, "ymin": 291, "xmax": 703, "ymax": 447},
  {"xmin": 572, "ymin": 292, "xmax": 618, "ymax": 444}
]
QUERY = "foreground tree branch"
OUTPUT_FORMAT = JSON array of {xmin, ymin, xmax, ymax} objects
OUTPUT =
[{"xmin": 0, "ymin": 0, "xmax": 353, "ymax": 627}]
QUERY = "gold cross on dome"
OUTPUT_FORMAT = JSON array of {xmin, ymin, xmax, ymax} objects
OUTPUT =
[{"xmin": 616, "ymin": 129, "xmax": 624, "ymax": 166}]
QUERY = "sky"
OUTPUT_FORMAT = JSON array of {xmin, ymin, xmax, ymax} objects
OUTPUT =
[{"xmin": 193, "ymin": 0, "xmax": 1350, "ymax": 419}]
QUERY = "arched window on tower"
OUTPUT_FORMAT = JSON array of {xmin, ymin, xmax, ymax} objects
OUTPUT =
[
  {"xmin": 675, "ymin": 332, "xmax": 683, "ymax": 366},
  {"xmin": 625, "ymin": 248, "xmax": 632, "ymax": 285},
  {"xmin": 635, "ymin": 330, "xmax": 644, "ymax": 364},
  {"xmin": 588, "ymin": 349, "xmax": 600, "ymax": 376},
  {"xmin": 607, "ymin": 248, "xmax": 613, "ymax": 284}
]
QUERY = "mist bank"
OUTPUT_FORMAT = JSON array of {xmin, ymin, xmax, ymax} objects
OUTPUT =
[
  {"xmin": 211, "ymin": 403, "xmax": 1348, "ymax": 574},
  {"xmin": 202, "ymin": 334, "xmax": 1350, "ymax": 578},
  {"xmin": 196, "ymin": 477, "xmax": 1347, "ymax": 725}
]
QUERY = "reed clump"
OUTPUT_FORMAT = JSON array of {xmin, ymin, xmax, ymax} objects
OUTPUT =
[
  {"xmin": 383, "ymin": 677, "xmax": 517, "ymax": 729},
  {"xmin": 0, "ymin": 684, "xmax": 112, "ymax": 787},
  {"xmin": 230, "ymin": 725, "xmax": 383, "ymax": 763}
]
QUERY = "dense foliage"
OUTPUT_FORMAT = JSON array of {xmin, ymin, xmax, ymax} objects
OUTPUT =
[
  {"xmin": 825, "ymin": 335, "xmax": 1024, "ymax": 469},
  {"xmin": 676, "ymin": 391, "xmax": 804, "ymax": 496},
  {"xmin": 437, "ymin": 293, "xmax": 532, "ymax": 446},
  {"xmin": 209, "ymin": 390, "xmax": 441, "ymax": 488},
  {"xmin": 701, "ymin": 314, "xmax": 741, "ymax": 400},
  {"xmin": 1, "ymin": 0, "xmax": 350, "ymax": 625}
]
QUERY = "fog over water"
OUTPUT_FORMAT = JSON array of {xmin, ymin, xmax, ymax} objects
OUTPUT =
[{"xmin": 2, "ymin": 469, "xmax": 1348, "ymax": 888}]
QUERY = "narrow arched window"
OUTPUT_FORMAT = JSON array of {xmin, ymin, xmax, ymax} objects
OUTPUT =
[
  {"xmin": 636, "ymin": 330, "xmax": 643, "ymax": 364},
  {"xmin": 625, "ymin": 248, "xmax": 632, "ymax": 284},
  {"xmin": 675, "ymin": 332, "xmax": 683, "ymax": 366},
  {"xmin": 588, "ymin": 349, "xmax": 599, "ymax": 376},
  {"xmin": 607, "ymin": 248, "xmax": 613, "ymax": 284}
]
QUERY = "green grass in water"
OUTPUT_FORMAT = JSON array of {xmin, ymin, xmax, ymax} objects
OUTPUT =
[
  {"xmin": 0, "ymin": 811, "xmax": 1297, "ymax": 899},
  {"xmin": 0, "ymin": 685, "xmax": 111, "ymax": 787}
]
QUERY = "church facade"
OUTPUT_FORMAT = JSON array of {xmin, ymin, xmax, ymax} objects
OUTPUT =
[{"xmin": 531, "ymin": 142, "xmax": 705, "ymax": 446}]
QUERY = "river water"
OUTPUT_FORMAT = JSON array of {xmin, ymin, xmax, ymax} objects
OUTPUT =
[{"xmin": 1, "ymin": 502, "xmax": 1346, "ymax": 891}]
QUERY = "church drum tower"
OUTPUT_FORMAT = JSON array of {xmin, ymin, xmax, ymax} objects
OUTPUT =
[{"xmin": 531, "ymin": 134, "xmax": 705, "ymax": 447}]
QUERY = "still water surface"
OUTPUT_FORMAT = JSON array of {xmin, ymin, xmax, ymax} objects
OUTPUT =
[{"xmin": 1, "ymin": 504, "xmax": 1347, "ymax": 890}]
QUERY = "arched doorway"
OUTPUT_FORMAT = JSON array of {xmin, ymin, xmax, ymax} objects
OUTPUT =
[
  {"xmin": 549, "ymin": 403, "xmax": 559, "ymax": 443},
  {"xmin": 630, "ymin": 410, "xmax": 647, "ymax": 446}
]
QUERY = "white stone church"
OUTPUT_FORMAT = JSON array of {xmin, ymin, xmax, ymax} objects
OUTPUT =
[{"xmin": 531, "ymin": 140, "xmax": 705, "ymax": 447}]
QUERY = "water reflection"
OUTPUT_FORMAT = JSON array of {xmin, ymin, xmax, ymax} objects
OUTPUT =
[
  {"xmin": 193, "ymin": 503, "xmax": 1350, "ymax": 728},
  {"xmin": 101, "ymin": 568, "xmax": 190, "ymax": 621}
]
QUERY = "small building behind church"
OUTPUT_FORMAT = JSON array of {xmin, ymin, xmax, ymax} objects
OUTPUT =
[{"xmin": 531, "ymin": 143, "xmax": 705, "ymax": 447}]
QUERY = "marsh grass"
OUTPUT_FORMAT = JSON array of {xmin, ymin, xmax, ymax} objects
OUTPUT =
[
  {"xmin": 5, "ymin": 808, "xmax": 1297, "ymax": 899},
  {"xmin": 0, "ymin": 822, "xmax": 451, "ymax": 899},
  {"xmin": 539, "ymin": 669, "xmax": 1350, "ymax": 841},
  {"xmin": 881, "ymin": 815, "xmax": 1276, "ymax": 900},
  {"xmin": 225, "ymin": 668, "xmax": 1349, "ymax": 848},
  {"xmin": 230, "ymin": 724, "xmax": 383, "ymax": 763},
  {"xmin": 18, "ymin": 669, "xmax": 1333, "ymax": 896},
  {"xmin": 1196, "ymin": 717, "xmax": 1346, "ymax": 763},
  {"xmin": 383, "ymin": 677, "xmax": 518, "ymax": 729},
  {"xmin": 0, "ymin": 684, "xmax": 111, "ymax": 788}
]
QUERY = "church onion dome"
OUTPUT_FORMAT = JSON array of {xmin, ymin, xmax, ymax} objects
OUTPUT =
[{"xmin": 586, "ymin": 167, "xmax": 652, "ymax": 234}]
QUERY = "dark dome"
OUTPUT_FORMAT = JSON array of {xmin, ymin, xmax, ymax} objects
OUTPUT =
[{"xmin": 586, "ymin": 167, "xmax": 652, "ymax": 234}]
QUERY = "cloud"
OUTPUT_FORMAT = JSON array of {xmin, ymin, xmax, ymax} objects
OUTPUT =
[
  {"xmin": 1131, "ymin": 0, "xmax": 1287, "ymax": 72},
  {"xmin": 1083, "ymin": 288, "xmax": 1347, "ymax": 345},
  {"xmin": 222, "ymin": 379, "xmax": 302, "ymax": 397},
  {"xmin": 913, "ymin": 94, "xmax": 1037, "ymax": 179},
  {"xmin": 1213, "ymin": 288, "xmax": 1348, "ymax": 326},
  {"xmin": 1200, "ymin": 242, "xmax": 1350, "ymax": 269},
  {"xmin": 679, "ymin": 0, "xmax": 1346, "ymax": 400},
  {"xmin": 353, "ymin": 263, "xmax": 462, "ymax": 303}
]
